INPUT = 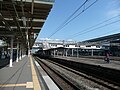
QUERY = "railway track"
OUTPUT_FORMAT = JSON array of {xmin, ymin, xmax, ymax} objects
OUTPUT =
[
  {"xmin": 34, "ymin": 56, "xmax": 120, "ymax": 90},
  {"xmin": 34, "ymin": 57, "xmax": 79, "ymax": 90}
]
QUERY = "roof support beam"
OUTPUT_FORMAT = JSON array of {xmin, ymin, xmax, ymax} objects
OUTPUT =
[
  {"xmin": 16, "ymin": 0, "xmax": 54, "ymax": 5},
  {"xmin": 4, "ymin": 18, "xmax": 45, "ymax": 22},
  {"xmin": 31, "ymin": 0, "xmax": 34, "ymax": 15},
  {"xmin": 11, "ymin": 26, "xmax": 42, "ymax": 29},
  {"xmin": 11, "ymin": 0, "xmax": 26, "ymax": 43},
  {"xmin": 0, "ymin": 26, "xmax": 41, "ymax": 29},
  {"xmin": 0, "ymin": 13, "xmax": 12, "ymax": 31}
]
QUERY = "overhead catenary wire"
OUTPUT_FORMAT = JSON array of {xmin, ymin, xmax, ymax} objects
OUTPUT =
[
  {"xmin": 48, "ymin": 0, "xmax": 89, "ymax": 38},
  {"xmin": 71, "ymin": 19, "xmax": 120, "ymax": 39},
  {"xmin": 89, "ymin": 28, "xmax": 120, "ymax": 40},
  {"xmin": 66, "ymin": 14, "xmax": 120, "ymax": 39},
  {"xmin": 48, "ymin": 0, "xmax": 98, "ymax": 38}
]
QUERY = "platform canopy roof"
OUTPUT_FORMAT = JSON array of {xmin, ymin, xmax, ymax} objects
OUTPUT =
[
  {"xmin": 0, "ymin": 0, "xmax": 54, "ymax": 49},
  {"xmin": 81, "ymin": 33, "xmax": 120, "ymax": 46}
]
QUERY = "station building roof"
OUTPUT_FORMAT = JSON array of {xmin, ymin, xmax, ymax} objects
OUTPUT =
[
  {"xmin": 0, "ymin": 0, "xmax": 54, "ymax": 49},
  {"xmin": 84, "ymin": 33, "xmax": 120, "ymax": 42},
  {"xmin": 80, "ymin": 33, "xmax": 120, "ymax": 46}
]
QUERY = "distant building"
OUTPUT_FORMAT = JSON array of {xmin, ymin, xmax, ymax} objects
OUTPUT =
[{"xmin": 32, "ymin": 39, "xmax": 102, "ymax": 53}]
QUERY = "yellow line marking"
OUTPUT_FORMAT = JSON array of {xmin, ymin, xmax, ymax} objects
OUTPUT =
[
  {"xmin": 0, "ymin": 83, "xmax": 26, "ymax": 87},
  {"xmin": 0, "ymin": 82, "xmax": 33, "ymax": 88},
  {"xmin": 30, "ymin": 55, "xmax": 41, "ymax": 90},
  {"xmin": 26, "ymin": 82, "xmax": 33, "ymax": 88}
]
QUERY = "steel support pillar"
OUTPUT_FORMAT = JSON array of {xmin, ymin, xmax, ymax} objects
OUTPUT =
[
  {"xmin": 63, "ymin": 49, "xmax": 65, "ymax": 56},
  {"xmin": 22, "ymin": 47, "xmax": 25, "ymax": 58},
  {"xmin": 66, "ymin": 49, "xmax": 68, "ymax": 57},
  {"xmin": 21, "ymin": 44, "xmax": 23, "ymax": 59},
  {"xmin": 54, "ymin": 49, "xmax": 55, "ymax": 57},
  {"xmin": 19, "ymin": 44, "xmax": 22, "ymax": 60},
  {"xmin": 9, "ymin": 37, "xmax": 13, "ymax": 67},
  {"xmin": 72, "ymin": 49, "xmax": 73, "ymax": 56},
  {"xmin": 16, "ymin": 42, "xmax": 19, "ymax": 62},
  {"xmin": 77, "ymin": 48, "xmax": 79, "ymax": 58},
  {"xmin": 22, "ymin": 48, "xmax": 24, "ymax": 58},
  {"xmin": 28, "ymin": 41, "xmax": 30, "ymax": 56},
  {"xmin": 21, "ymin": 45, "xmax": 23, "ymax": 58},
  {"xmin": 91, "ymin": 49, "xmax": 93, "ymax": 56}
]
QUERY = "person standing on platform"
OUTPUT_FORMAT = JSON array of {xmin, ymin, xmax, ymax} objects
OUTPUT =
[{"xmin": 104, "ymin": 50, "xmax": 110, "ymax": 63}]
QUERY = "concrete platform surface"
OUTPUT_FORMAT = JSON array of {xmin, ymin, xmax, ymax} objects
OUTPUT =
[
  {"xmin": 55, "ymin": 56, "xmax": 120, "ymax": 70},
  {"xmin": 0, "ymin": 55, "xmax": 41, "ymax": 90}
]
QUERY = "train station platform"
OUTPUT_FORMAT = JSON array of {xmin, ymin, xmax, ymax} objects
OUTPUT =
[
  {"xmin": 55, "ymin": 56, "xmax": 120, "ymax": 70},
  {"xmin": 0, "ymin": 55, "xmax": 41, "ymax": 90},
  {"xmin": 0, "ymin": 55, "xmax": 60, "ymax": 90}
]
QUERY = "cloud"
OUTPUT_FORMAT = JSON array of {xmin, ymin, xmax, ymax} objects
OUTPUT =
[
  {"xmin": 106, "ymin": 0, "xmax": 120, "ymax": 17},
  {"xmin": 107, "ymin": 8, "xmax": 120, "ymax": 17}
]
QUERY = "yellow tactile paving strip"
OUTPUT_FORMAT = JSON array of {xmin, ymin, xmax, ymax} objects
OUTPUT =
[{"xmin": 30, "ymin": 55, "xmax": 41, "ymax": 90}]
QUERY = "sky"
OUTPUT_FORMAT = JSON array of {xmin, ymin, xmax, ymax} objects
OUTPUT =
[{"xmin": 37, "ymin": 0, "xmax": 120, "ymax": 42}]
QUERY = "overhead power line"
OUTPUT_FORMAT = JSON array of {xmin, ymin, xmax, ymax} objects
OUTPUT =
[
  {"xmin": 66, "ymin": 14, "xmax": 120, "ymax": 39},
  {"xmin": 48, "ymin": 0, "xmax": 89, "ymax": 38},
  {"xmin": 71, "ymin": 19, "xmax": 120, "ymax": 39},
  {"xmin": 94, "ymin": 28, "xmax": 120, "ymax": 39},
  {"xmin": 48, "ymin": 0, "xmax": 98, "ymax": 38}
]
